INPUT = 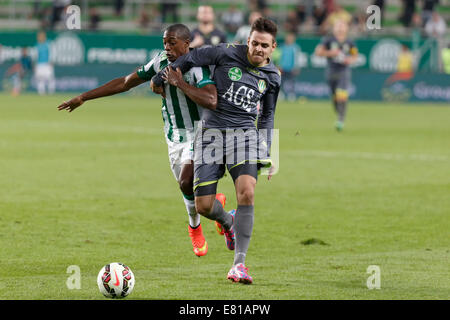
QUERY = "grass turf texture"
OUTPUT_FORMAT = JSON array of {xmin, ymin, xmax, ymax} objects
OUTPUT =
[{"xmin": 0, "ymin": 93, "xmax": 449, "ymax": 299}]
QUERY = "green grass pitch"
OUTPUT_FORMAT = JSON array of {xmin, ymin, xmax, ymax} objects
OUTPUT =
[{"xmin": 0, "ymin": 93, "xmax": 449, "ymax": 299}]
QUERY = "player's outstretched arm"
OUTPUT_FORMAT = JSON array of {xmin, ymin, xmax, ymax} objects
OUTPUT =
[
  {"xmin": 58, "ymin": 72, "xmax": 146, "ymax": 112},
  {"xmin": 258, "ymin": 85, "xmax": 280, "ymax": 180},
  {"xmin": 162, "ymin": 67, "xmax": 217, "ymax": 110}
]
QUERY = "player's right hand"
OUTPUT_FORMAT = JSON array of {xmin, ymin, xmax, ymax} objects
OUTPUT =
[
  {"xmin": 150, "ymin": 79, "xmax": 165, "ymax": 98},
  {"xmin": 57, "ymin": 96, "xmax": 84, "ymax": 112}
]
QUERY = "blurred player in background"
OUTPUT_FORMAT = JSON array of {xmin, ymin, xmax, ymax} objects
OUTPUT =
[
  {"xmin": 151, "ymin": 17, "xmax": 281, "ymax": 284},
  {"xmin": 35, "ymin": 31, "xmax": 55, "ymax": 95},
  {"xmin": 315, "ymin": 20, "xmax": 358, "ymax": 131},
  {"xmin": 233, "ymin": 11, "xmax": 262, "ymax": 45},
  {"xmin": 279, "ymin": 32, "xmax": 301, "ymax": 101},
  {"xmin": 6, "ymin": 47, "xmax": 32, "ymax": 96},
  {"xmin": 190, "ymin": 6, "xmax": 227, "ymax": 48},
  {"xmin": 57, "ymin": 24, "xmax": 218, "ymax": 258}
]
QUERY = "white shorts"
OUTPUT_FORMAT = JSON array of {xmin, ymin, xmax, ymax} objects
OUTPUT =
[
  {"xmin": 35, "ymin": 63, "xmax": 54, "ymax": 81},
  {"xmin": 166, "ymin": 137, "xmax": 194, "ymax": 182}
]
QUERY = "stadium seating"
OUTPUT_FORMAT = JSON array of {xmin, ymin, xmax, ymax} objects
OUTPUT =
[{"xmin": 0, "ymin": 0, "xmax": 449, "ymax": 36}]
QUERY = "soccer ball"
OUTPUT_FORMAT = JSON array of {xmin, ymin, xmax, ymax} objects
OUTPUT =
[{"xmin": 97, "ymin": 262, "xmax": 135, "ymax": 298}]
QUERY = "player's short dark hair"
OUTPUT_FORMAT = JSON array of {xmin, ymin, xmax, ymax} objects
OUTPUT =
[
  {"xmin": 165, "ymin": 24, "xmax": 191, "ymax": 42},
  {"xmin": 250, "ymin": 17, "xmax": 278, "ymax": 42}
]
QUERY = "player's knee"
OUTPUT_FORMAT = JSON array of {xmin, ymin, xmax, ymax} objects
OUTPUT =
[
  {"xmin": 179, "ymin": 178, "xmax": 193, "ymax": 195},
  {"xmin": 236, "ymin": 187, "xmax": 254, "ymax": 205},
  {"xmin": 195, "ymin": 200, "xmax": 213, "ymax": 216}
]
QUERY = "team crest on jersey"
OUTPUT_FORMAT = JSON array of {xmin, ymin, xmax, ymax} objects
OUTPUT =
[
  {"xmin": 228, "ymin": 67, "xmax": 242, "ymax": 81},
  {"xmin": 257, "ymin": 79, "xmax": 266, "ymax": 93}
]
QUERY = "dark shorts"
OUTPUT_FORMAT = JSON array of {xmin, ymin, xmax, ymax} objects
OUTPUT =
[
  {"xmin": 193, "ymin": 128, "xmax": 271, "ymax": 196},
  {"xmin": 326, "ymin": 68, "xmax": 351, "ymax": 96}
]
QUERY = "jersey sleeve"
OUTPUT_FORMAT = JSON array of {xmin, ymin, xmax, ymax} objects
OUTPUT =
[
  {"xmin": 136, "ymin": 52, "xmax": 162, "ymax": 80},
  {"xmin": 152, "ymin": 45, "xmax": 226, "ymax": 87},
  {"xmin": 257, "ymin": 73, "xmax": 281, "ymax": 153},
  {"xmin": 192, "ymin": 66, "xmax": 215, "ymax": 88},
  {"xmin": 320, "ymin": 36, "xmax": 331, "ymax": 49}
]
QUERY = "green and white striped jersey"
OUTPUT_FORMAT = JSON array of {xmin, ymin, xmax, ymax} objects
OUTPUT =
[{"xmin": 137, "ymin": 51, "xmax": 215, "ymax": 143}]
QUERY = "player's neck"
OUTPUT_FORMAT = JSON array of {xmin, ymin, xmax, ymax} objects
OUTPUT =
[
  {"xmin": 335, "ymin": 34, "xmax": 347, "ymax": 43},
  {"xmin": 199, "ymin": 23, "xmax": 214, "ymax": 35}
]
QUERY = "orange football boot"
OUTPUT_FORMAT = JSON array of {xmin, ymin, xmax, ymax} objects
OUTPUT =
[{"xmin": 188, "ymin": 224, "xmax": 208, "ymax": 257}]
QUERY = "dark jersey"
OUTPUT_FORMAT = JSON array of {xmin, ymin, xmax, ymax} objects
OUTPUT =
[
  {"xmin": 152, "ymin": 44, "xmax": 281, "ymax": 148},
  {"xmin": 321, "ymin": 35, "xmax": 358, "ymax": 73},
  {"xmin": 190, "ymin": 28, "xmax": 228, "ymax": 47}
]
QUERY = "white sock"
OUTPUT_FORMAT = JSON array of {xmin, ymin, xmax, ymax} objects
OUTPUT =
[{"xmin": 183, "ymin": 197, "xmax": 200, "ymax": 228}]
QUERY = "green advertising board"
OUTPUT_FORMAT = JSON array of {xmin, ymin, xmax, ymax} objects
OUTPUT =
[{"xmin": 0, "ymin": 31, "xmax": 448, "ymax": 102}]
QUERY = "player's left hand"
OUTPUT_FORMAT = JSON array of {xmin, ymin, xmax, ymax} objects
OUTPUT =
[
  {"xmin": 268, "ymin": 165, "xmax": 276, "ymax": 181},
  {"xmin": 162, "ymin": 67, "xmax": 184, "ymax": 88}
]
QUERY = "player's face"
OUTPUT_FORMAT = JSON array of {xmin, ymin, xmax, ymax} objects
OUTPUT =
[
  {"xmin": 333, "ymin": 21, "xmax": 348, "ymax": 40},
  {"xmin": 247, "ymin": 31, "xmax": 276, "ymax": 67},
  {"xmin": 163, "ymin": 32, "xmax": 189, "ymax": 62},
  {"xmin": 197, "ymin": 6, "xmax": 214, "ymax": 24}
]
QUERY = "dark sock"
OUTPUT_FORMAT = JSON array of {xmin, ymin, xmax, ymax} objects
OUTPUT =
[
  {"xmin": 337, "ymin": 101, "xmax": 347, "ymax": 122},
  {"xmin": 207, "ymin": 199, "xmax": 233, "ymax": 230},
  {"xmin": 233, "ymin": 205, "xmax": 254, "ymax": 266}
]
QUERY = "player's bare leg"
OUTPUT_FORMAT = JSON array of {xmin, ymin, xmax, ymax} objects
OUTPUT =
[{"xmin": 335, "ymin": 89, "xmax": 348, "ymax": 131}]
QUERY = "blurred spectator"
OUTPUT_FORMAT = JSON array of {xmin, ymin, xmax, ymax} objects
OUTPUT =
[
  {"xmin": 234, "ymin": 11, "xmax": 262, "ymax": 44},
  {"xmin": 261, "ymin": 7, "xmax": 277, "ymax": 23},
  {"xmin": 424, "ymin": 12, "xmax": 447, "ymax": 38},
  {"xmin": 373, "ymin": 0, "xmax": 385, "ymax": 24},
  {"xmin": 161, "ymin": 0, "xmax": 179, "ymax": 23},
  {"xmin": 442, "ymin": 43, "xmax": 450, "ymax": 74},
  {"xmin": 397, "ymin": 44, "xmax": 414, "ymax": 73},
  {"xmin": 190, "ymin": 6, "xmax": 227, "ymax": 48},
  {"xmin": 37, "ymin": 6, "xmax": 52, "ymax": 30},
  {"xmin": 138, "ymin": 10, "xmax": 150, "ymax": 31},
  {"xmin": 34, "ymin": 31, "xmax": 55, "ymax": 95},
  {"xmin": 88, "ymin": 7, "xmax": 101, "ymax": 31},
  {"xmin": 6, "ymin": 48, "xmax": 33, "ymax": 96},
  {"xmin": 284, "ymin": 10, "xmax": 301, "ymax": 35},
  {"xmin": 114, "ymin": 0, "xmax": 124, "ymax": 17},
  {"xmin": 249, "ymin": 0, "xmax": 268, "ymax": 11},
  {"xmin": 321, "ymin": 4, "xmax": 352, "ymax": 34},
  {"xmin": 312, "ymin": 4, "xmax": 328, "ymax": 31},
  {"xmin": 299, "ymin": 0, "xmax": 315, "ymax": 22},
  {"xmin": 50, "ymin": 0, "xmax": 71, "ymax": 30},
  {"xmin": 324, "ymin": 0, "xmax": 337, "ymax": 15},
  {"xmin": 279, "ymin": 33, "xmax": 302, "ymax": 100},
  {"xmin": 351, "ymin": 6, "xmax": 367, "ymax": 35},
  {"xmin": 221, "ymin": 4, "xmax": 244, "ymax": 34},
  {"xmin": 399, "ymin": 0, "xmax": 416, "ymax": 28},
  {"xmin": 421, "ymin": 0, "xmax": 439, "ymax": 26}
]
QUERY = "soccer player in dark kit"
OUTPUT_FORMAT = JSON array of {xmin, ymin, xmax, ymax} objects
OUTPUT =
[
  {"xmin": 315, "ymin": 19, "xmax": 358, "ymax": 131},
  {"xmin": 151, "ymin": 17, "xmax": 281, "ymax": 284}
]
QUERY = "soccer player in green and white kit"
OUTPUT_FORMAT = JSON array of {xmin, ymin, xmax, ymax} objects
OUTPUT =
[
  {"xmin": 315, "ymin": 20, "xmax": 358, "ymax": 131},
  {"xmin": 57, "ymin": 24, "xmax": 218, "ymax": 257},
  {"xmin": 152, "ymin": 17, "xmax": 281, "ymax": 284}
]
